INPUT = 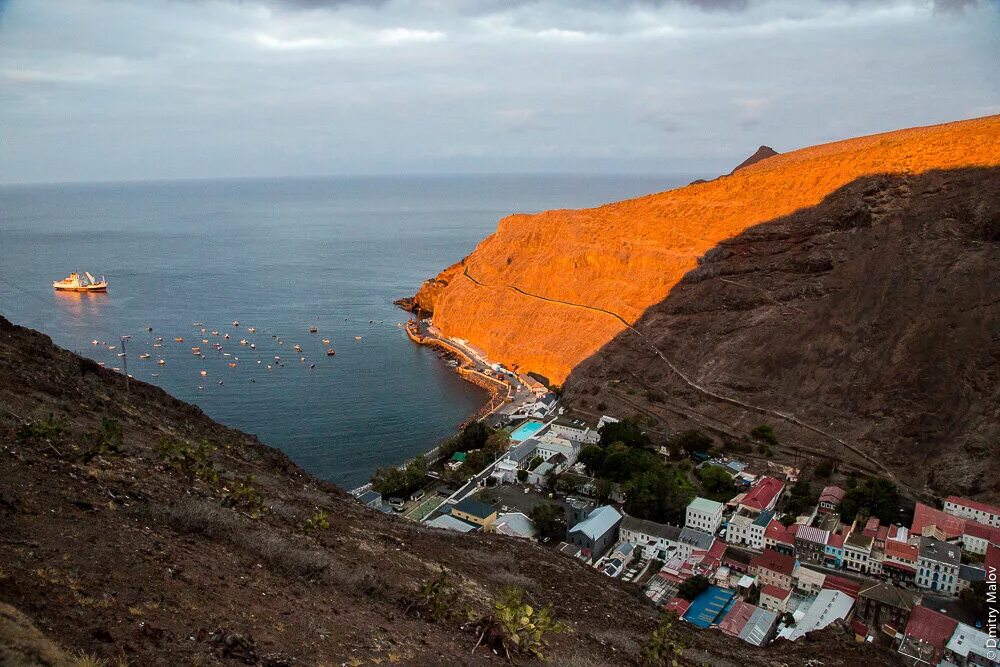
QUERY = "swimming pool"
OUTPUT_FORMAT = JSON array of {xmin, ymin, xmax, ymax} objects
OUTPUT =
[{"xmin": 510, "ymin": 420, "xmax": 545, "ymax": 442}]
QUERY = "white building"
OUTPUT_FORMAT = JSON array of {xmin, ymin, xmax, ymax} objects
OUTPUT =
[
  {"xmin": 778, "ymin": 590, "xmax": 854, "ymax": 641},
  {"xmin": 547, "ymin": 418, "xmax": 599, "ymax": 445},
  {"xmin": 843, "ymin": 532, "xmax": 874, "ymax": 574},
  {"xmin": 534, "ymin": 434, "xmax": 579, "ymax": 466},
  {"xmin": 916, "ymin": 537, "xmax": 961, "ymax": 595},
  {"xmin": 726, "ymin": 509, "xmax": 775, "ymax": 550},
  {"xmin": 943, "ymin": 496, "xmax": 1000, "ymax": 528},
  {"xmin": 686, "ymin": 497, "xmax": 724, "ymax": 535},
  {"xmin": 619, "ymin": 515, "xmax": 683, "ymax": 561}
]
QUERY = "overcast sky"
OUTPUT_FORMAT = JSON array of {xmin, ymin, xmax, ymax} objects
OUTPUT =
[{"xmin": 0, "ymin": 0, "xmax": 997, "ymax": 184}]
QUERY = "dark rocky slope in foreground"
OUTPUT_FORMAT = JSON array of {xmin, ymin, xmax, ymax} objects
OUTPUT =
[
  {"xmin": 0, "ymin": 316, "xmax": 897, "ymax": 665},
  {"xmin": 566, "ymin": 167, "xmax": 1000, "ymax": 500}
]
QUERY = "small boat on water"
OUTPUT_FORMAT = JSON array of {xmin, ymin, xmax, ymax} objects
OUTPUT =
[
  {"xmin": 146, "ymin": 326, "xmax": 153, "ymax": 332},
  {"xmin": 200, "ymin": 370, "xmax": 207, "ymax": 377},
  {"xmin": 228, "ymin": 362, "xmax": 237, "ymax": 368},
  {"xmin": 191, "ymin": 347, "xmax": 201, "ymax": 354},
  {"xmin": 224, "ymin": 333, "xmax": 231, "ymax": 340},
  {"xmin": 139, "ymin": 353, "xmax": 151, "ymax": 360},
  {"xmin": 247, "ymin": 327, "xmax": 256, "ymax": 333},
  {"xmin": 293, "ymin": 344, "xmax": 302, "ymax": 352},
  {"xmin": 232, "ymin": 320, "xmax": 239, "ymax": 327},
  {"xmin": 153, "ymin": 342, "xmax": 162, "ymax": 348},
  {"xmin": 211, "ymin": 330, "xmax": 219, "ymax": 336},
  {"xmin": 152, "ymin": 372, "xmax": 160, "ymax": 377},
  {"xmin": 309, "ymin": 326, "xmax": 318, "ymax": 333},
  {"xmin": 201, "ymin": 339, "xmax": 209, "ymax": 344},
  {"xmin": 52, "ymin": 271, "xmax": 108, "ymax": 292},
  {"xmin": 326, "ymin": 348, "xmax": 336, "ymax": 356},
  {"xmin": 322, "ymin": 339, "xmax": 330, "ymax": 345},
  {"xmin": 175, "ymin": 337, "xmax": 184, "ymax": 343},
  {"xmin": 249, "ymin": 343, "xmax": 255, "ymax": 349},
  {"xmin": 155, "ymin": 336, "xmax": 163, "ymax": 342},
  {"xmin": 157, "ymin": 359, "xmax": 166, "ymax": 366},
  {"xmin": 240, "ymin": 339, "xmax": 248, "ymax": 346},
  {"xmin": 354, "ymin": 336, "xmax": 363, "ymax": 341},
  {"xmin": 91, "ymin": 339, "xmax": 99, "ymax": 345}
]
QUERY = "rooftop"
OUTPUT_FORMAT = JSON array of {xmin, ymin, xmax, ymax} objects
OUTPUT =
[
  {"xmin": 918, "ymin": 536, "xmax": 961, "ymax": 567},
  {"xmin": 357, "ymin": 490, "xmax": 381, "ymax": 505},
  {"xmin": 959, "ymin": 564, "xmax": 986, "ymax": 582},
  {"xmin": 688, "ymin": 497, "xmax": 724, "ymax": 515},
  {"xmin": 844, "ymin": 531, "xmax": 873, "ymax": 551},
  {"xmin": 760, "ymin": 584, "xmax": 790, "ymax": 600},
  {"xmin": 780, "ymin": 589, "xmax": 854, "ymax": 641},
  {"xmin": 819, "ymin": 485, "xmax": 846, "ymax": 504},
  {"xmin": 911, "ymin": 502, "xmax": 966, "ymax": 540},
  {"xmin": 764, "ymin": 519, "xmax": 795, "ymax": 545},
  {"xmin": 495, "ymin": 512, "xmax": 538, "ymax": 539},
  {"xmin": 885, "ymin": 539, "xmax": 918, "ymax": 561},
  {"xmin": 796, "ymin": 525, "xmax": 829, "ymax": 545},
  {"xmin": 425, "ymin": 514, "xmax": 479, "ymax": 533},
  {"xmin": 904, "ymin": 605, "xmax": 958, "ymax": 649},
  {"xmin": 621, "ymin": 515, "xmax": 682, "ymax": 542},
  {"xmin": 858, "ymin": 580, "xmax": 918, "ymax": 611},
  {"xmin": 740, "ymin": 476, "xmax": 784, "ymax": 511},
  {"xmin": 945, "ymin": 495, "xmax": 1000, "ymax": 517},
  {"xmin": 453, "ymin": 497, "xmax": 497, "ymax": 520},
  {"xmin": 570, "ymin": 505, "xmax": 622, "ymax": 541},
  {"xmin": 822, "ymin": 574, "xmax": 861, "ymax": 599},
  {"xmin": 679, "ymin": 527, "xmax": 715, "ymax": 551},
  {"xmin": 946, "ymin": 622, "xmax": 994, "ymax": 660},
  {"xmin": 752, "ymin": 509, "xmax": 776, "ymax": 528},
  {"xmin": 749, "ymin": 549, "xmax": 795, "ymax": 577}
]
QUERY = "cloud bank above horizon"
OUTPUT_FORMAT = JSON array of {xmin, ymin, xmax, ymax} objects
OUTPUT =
[{"xmin": 0, "ymin": 0, "xmax": 997, "ymax": 183}]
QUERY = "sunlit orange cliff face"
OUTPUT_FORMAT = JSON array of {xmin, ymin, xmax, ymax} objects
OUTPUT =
[{"xmin": 412, "ymin": 115, "xmax": 1000, "ymax": 384}]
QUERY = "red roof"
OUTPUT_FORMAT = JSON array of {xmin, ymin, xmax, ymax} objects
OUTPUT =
[
  {"xmin": 663, "ymin": 597, "xmax": 690, "ymax": 616},
  {"xmin": 850, "ymin": 619, "xmax": 869, "ymax": 638},
  {"xmin": 904, "ymin": 606, "xmax": 958, "ymax": 649},
  {"xmin": 718, "ymin": 601, "xmax": 756, "ymax": 637},
  {"xmin": 826, "ymin": 532, "xmax": 845, "ymax": 549},
  {"xmin": 750, "ymin": 549, "xmax": 795, "ymax": 577},
  {"xmin": 823, "ymin": 574, "xmax": 861, "ymax": 600},
  {"xmin": 963, "ymin": 520, "xmax": 1000, "ymax": 544},
  {"xmin": 741, "ymin": 476, "xmax": 784, "ymax": 511},
  {"xmin": 885, "ymin": 540, "xmax": 918, "ymax": 563},
  {"xmin": 985, "ymin": 544, "xmax": 1000, "ymax": 574},
  {"xmin": 946, "ymin": 495, "xmax": 1000, "ymax": 517},
  {"xmin": 761, "ymin": 584, "xmax": 791, "ymax": 601},
  {"xmin": 764, "ymin": 520, "xmax": 795, "ymax": 545},
  {"xmin": 911, "ymin": 502, "xmax": 965, "ymax": 540},
  {"xmin": 864, "ymin": 516, "xmax": 880, "ymax": 536},
  {"xmin": 819, "ymin": 485, "xmax": 845, "ymax": 504},
  {"xmin": 876, "ymin": 525, "xmax": 889, "ymax": 542}
]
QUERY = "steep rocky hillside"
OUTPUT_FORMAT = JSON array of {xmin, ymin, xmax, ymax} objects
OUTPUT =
[
  {"xmin": 0, "ymin": 316, "xmax": 896, "ymax": 665},
  {"xmin": 409, "ymin": 115, "xmax": 1000, "ymax": 386},
  {"xmin": 566, "ymin": 166, "xmax": 1000, "ymax": 500}
]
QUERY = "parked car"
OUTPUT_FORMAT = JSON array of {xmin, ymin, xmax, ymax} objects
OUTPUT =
[{"xmin": 410, "ymin": 489, "xmax": 425, "ymax": 502}]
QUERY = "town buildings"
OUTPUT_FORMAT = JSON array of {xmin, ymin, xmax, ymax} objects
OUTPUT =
[
  {"xmin": 686, "ymin": 497, "xmax": 724, "ymax": 535},
  {"xmin": 916, "ymin": 537, "xmax": 961, "ymax": 594},
  {"xmin": 567, "ymin": 505, "xmax": 623, "ymax": 559},
  {"xmin": 749, "ymin": 549, "xmax": 795, "ymax": 590}
]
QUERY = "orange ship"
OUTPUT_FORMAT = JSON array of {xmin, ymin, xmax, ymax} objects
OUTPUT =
[{"xmin": 52, "ymin": 272, "xmax": 108, "ymax": 293}]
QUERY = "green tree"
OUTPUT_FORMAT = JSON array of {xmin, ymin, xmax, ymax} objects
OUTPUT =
[
  {"xmin": 839, "ymin": 477, "xmax": 900, "ymax": 524},
  {"xmin": 783, "ymin": 478, "xmax": 818, "ymax": 517},
  {"xmin": 517, "ymin": 469, "xmax": 529, "ymax": 483},
  {"xmin": 669, "ymin": 430, "xmax": 713, "ymax": 457},
  {"xmin": 677, "ymin": 575, "xmax": 710, "ymax": 601},
  {"xmin": 751, "ymin": 424, "xmax": 778, "ymax": 445},
  {"xmin": 529, "ymin": 503, "xmax": 566, "ymax": 540},
  {"xmin": 624, "ymin": 467, "xmax": 694, "ymax": 524},
  {"xmin": 598, "ymin": 417, "xmax": 652, "ymax": 450},
  {"xmin": 578, "ymin": 445, "xmax": 607, "ymax": 475},
  {"xmin": 698, "ymin": 465, "xmax": 736, "ymax": 500}
]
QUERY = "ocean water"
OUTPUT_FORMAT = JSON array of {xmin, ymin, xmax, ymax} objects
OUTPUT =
[{"xmin": 0, "ymin": 175, "xmax": 684, "ymax": 488}]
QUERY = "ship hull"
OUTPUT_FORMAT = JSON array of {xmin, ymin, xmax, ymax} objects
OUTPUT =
[{"xmin": 53, "ymin": 285, "xmax": 108, "ymax": 292}]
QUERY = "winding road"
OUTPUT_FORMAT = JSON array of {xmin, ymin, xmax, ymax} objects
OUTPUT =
[{"xmin": 458, "ymin": 262, "xmax": 897, "ymax": 482}]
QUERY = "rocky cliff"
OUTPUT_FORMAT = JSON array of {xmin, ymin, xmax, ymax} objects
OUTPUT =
[
  {"xmin": 0, "ymin": 316, "xmax": 897, "ymax": 665},
  {"xmin": 410, "ymin": 115, "xmax": 1000, "ymax": 387}
]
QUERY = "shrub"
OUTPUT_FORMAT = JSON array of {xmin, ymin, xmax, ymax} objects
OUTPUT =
[
  {"xmin": 302, "ymin": 509, "xmax": 329, "ymax": 532},
  {"xmin": 407, "ymin": 569, "xmax": 460, "ymax": 621},
  {"xmin": 474, "ymin": 587, "xmax": 563, "ymax": 660},
  {"xmin": 750, "ymin": 424, "xmax": 778, "ymax": 445},
  {"xmin": 223, "ymin": 476, "xmax": 266, "ymax": 519},
  {"xmin": 516, "ymin": 469, "xmax": 529, "ymax": 483},
  {"xmin": 82, "ymin": 417, "xmax": 124, "ymax": 461},
  {"xmin": 677, "ymin": 575, "xmax": 710, "ymax": 601},
  {"xmin": 156, "ymin": 438, "xmax": 219, "ymax": 484},
  {"xmin": 16, "ymin": 414, "xmax": 65, "ymax": 443},
  {"xmin": 642, "ymin": 613, "xmax": 686, "ymax": 666}
]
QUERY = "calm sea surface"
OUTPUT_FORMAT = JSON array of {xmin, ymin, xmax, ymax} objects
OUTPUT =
[{"xmin": 0, "ymin": 175, "xmax": 685, "ymax": 488}]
